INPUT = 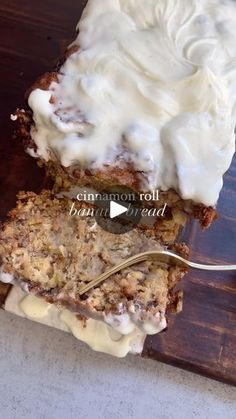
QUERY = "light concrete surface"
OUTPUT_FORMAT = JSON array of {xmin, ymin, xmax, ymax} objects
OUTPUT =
[{"xmin": 0, "ymin": 310, "xmax": 236, "ymax": 419}]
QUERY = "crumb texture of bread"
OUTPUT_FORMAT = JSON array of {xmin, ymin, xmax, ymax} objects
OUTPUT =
[{"xmin": 0, "ymin": 191, "xmax": 188, "ymax": 333}]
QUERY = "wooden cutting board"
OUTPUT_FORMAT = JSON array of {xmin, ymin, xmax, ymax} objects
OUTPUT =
[{"xmin": 1, "ymin": 0, "xmax": 236, "ymax": 386}]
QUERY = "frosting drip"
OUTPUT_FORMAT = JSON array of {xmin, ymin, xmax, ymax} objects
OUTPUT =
[
  {"xmin": 4, "ymin": 286, "xmax": 146, "ymax": 358},
  {"xmin": 28, "ymin": 0, "xmax": 236, "ymax": 206}
]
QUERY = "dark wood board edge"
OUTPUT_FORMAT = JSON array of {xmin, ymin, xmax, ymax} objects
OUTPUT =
[
  {"xmin": 141, "ymin": 350, "xmax": 236, "ymax": 388},
  {"xmin": 0, "ymin": 282, "xmax": 12, "ymax": 307},
  {"xmin": 142, "ymin": 312, "xmax": 236, "ymax": 387}
]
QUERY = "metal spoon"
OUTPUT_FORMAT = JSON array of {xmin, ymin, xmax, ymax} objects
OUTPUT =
[{"xmin": 79, "ymin": 250, "xmax": 236, "ymax": 295}]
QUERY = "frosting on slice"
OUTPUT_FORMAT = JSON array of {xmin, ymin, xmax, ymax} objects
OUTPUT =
[{"xmin": 28, "ymin": 0, "xmax": 236, "ymax": 206}]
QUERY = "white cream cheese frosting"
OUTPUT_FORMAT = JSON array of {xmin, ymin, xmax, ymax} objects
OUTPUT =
[
  {"xmin": 0, "ymin": 267, "xmax": 14, "ymax": 284},
  {"xmin": 0, "ymin": 269, "xmax": 168, "ymax": 337},
  {"xmin": 28, "ymin": 0, "xmax": 236, "ymax": 206},
  {"xmin": 4, "ymin": 286, "xmax": 146, "ymax": 358}
]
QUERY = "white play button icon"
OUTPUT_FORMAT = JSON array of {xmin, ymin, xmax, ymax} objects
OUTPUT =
[
  {"xmin": 110, "ymin": 201, "xmax": 128, "ymax": 219},
  {"xmin": 94, "ymin": 185, "xmax": 142, "ymax": 234}
]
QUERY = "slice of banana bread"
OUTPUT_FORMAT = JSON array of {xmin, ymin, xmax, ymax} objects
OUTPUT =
[{"xmin": 0, "ymin": 191, "xmax": 188, "ymax": 335}]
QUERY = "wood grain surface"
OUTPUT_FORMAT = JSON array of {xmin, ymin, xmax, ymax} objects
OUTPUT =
[{"xmin": 0, "ymin": 0, "xmax": 236, "ymax": 386}]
